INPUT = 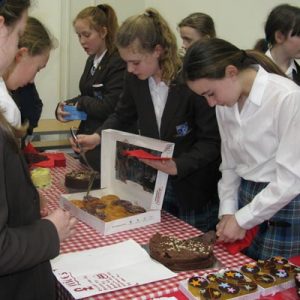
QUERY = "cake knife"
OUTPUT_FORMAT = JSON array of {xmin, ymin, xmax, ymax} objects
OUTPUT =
[
  {"xmin": 70, "ymin": 127, "xmax": 94, "ymax": 171},
  {"xmin": 70, "ymin": 127, "xmax": 97, "ymax": 200},
  {"xmin": 84, "ymin": 171, "xmax": 96, "ymax": 200}
]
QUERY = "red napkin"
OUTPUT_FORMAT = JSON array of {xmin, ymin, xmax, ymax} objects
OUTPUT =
[
  {"xmin": 23, "ymin": 143, "xmax": 66, "ymax": 168},
  {"xmin": 122, "ymin": 149, "xmax": 171, "ymax": 160},
  {"xmin": 23, "ymin": 142, "xmax": 38, "ymax": 154},
  {"xmin": 221, "ymin": 226, "xmax": 259, "ymax": 255},
  {"xmin": 46, "ymin": 153, "xmax": 66, "ymax": 167},
  {"xmin": 31, "ymin": 156, "xmax": 55, "ymax": 168}
]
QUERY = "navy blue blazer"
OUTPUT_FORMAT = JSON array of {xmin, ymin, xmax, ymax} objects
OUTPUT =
[{"xmin": 65, "ymin": 49, "xmax": 126, "ymax": 135}]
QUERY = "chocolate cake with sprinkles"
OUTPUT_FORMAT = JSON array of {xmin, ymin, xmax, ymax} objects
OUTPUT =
[{"xmin": 149, "ymin": 231, "xmax": 216, "ymax": 271}]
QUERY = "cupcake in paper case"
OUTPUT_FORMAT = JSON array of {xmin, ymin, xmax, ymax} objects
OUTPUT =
[
  {"xmin": 180, "ymin": 269, "xmax": 260, "ymax": 300},
  {"xmin": 31, "ymin": 167, "xmax": 51, "ymax": 188},
  {"xmin": 240, "ymin": 256, "xmax": 297, "ymax": 296}
]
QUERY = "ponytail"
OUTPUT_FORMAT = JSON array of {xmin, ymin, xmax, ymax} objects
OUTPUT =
[
  {"xmin": 253, "ymin": 38, "xmax": 269, "ymax": 53},
  {"xmin": 116, "ymin": 8, "xmax": 181, "ymax": 83},
  {"xmin": 97, "ymin": 4, "xmax": 118, "ymax": 54}
]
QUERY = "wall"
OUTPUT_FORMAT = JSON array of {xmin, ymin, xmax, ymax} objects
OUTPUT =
[{"xmin": 30, "ymin": 0, "xmax": 300, "ymax": 119}]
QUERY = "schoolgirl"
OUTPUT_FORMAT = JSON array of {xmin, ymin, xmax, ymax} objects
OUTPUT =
[
  {"xmin": 56, "ymin": 4, "xmax": 126, "ymax": 170},
  {"xmin": 254, "ymin": 4, "xmax": 300, "ymax": 85},
  {"xmin": 0, "ymin": 1, "xmax": 77, "ymax": 299},
  {"xmin": 4, "ymin": 16, "xmax": 54, "ymax": 137},
  {"xmin": 178, "ymin": 12, "xmax": 216, "ymax": 51},
  {"xmin": 183, "ymin": 38, "xmax": 300, "ymax": 259}
]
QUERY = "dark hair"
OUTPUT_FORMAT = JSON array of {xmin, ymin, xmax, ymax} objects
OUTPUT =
[
  {"xmin": 73, "ymin": 4, "xmax": 118, "ymax": 54},
  {"xmin": 178, "ymin": 12, "xmax": 216, "ymax": 38},
  {"xmin": 0, "ymin": 110, "xmax": 22, "ymax": 152},
  {"xmin": 0, "ymin": 0, "xmax": 30, "ymax": 27},
  {"xmin": 183, "ymin": 38, "xmax": 286, "ymax": 81},
  {"xmin": 254, "ymin": 4, "xmax": 300, "ymax": 52},
  {"xmin": 116, "ymin": 8, "xmax": 181, "ymax": 82},
  {"xmin": 19, "ymin": 17, "xmax": 55, "ymax": 56}
]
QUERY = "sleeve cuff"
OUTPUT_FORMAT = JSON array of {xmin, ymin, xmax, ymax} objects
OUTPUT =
[
  {"xmin": 235, "ymin": 205, "xmax": 261, "ymax": 230},
  {"xmin": 219, "ymin": 199, "xmax": 238, "ymax": 218}
]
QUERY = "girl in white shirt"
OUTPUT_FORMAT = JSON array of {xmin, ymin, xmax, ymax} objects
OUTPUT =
[
  {"xmin": 183, "ymin": 38, "xmax": 300, "ymax": 260},
  {"xmin": 254, "ymin": 4, "xmax": 300, "ymax": 85}
]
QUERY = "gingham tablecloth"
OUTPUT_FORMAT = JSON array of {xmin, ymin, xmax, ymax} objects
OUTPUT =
[{"xmin": 40, "ymin": 154, "xmax": 253, "ymax": 300}]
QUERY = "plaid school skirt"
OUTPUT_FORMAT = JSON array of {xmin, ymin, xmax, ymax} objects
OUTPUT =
[
  {"xmin": 163, "ymin": 179, "xmax": 219, "ymax": 232},
  {"xmin": 239, "ymin": 179, "xmax": 300, "ymax": 260}
]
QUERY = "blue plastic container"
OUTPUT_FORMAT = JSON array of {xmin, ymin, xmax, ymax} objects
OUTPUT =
[{"xmin": 63, "ymin": 105, "xmax": 87, "ymax": 121}]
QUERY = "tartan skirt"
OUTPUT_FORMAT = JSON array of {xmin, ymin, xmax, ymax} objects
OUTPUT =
[
  {"xmin": 239, "ymin": 178, "xmax": 300, "ymax": 260},
  {"xmin": 163, "ymin": 179, "xmax": 219, "ymax": 232}
]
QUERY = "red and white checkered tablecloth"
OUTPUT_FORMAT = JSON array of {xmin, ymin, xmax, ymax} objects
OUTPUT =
[{"xmin": 40, "ymin": 155, "xmax": 253, "ymax": 300}]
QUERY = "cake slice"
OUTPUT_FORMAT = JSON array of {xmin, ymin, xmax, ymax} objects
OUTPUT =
[{"xmin": 149, "ymin": 232, "xmax": 215, "ymax": 271}]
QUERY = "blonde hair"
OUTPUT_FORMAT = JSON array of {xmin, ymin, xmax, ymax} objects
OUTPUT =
[
  {"xmin": 73, "ymin": 4, "xmax": 118, "ymax": 54},
  {"xmin": 116, "ymin": 8, "xmax": 181, "ymax": 83},
  {"xmin": 18, "ymin": 16, "xmax": 55, "ymax": 56}
]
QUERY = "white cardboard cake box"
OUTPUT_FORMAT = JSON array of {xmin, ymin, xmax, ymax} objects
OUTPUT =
[{"xmin": 60, "ymin": 129, "xmax": 174, "ymax": 235}]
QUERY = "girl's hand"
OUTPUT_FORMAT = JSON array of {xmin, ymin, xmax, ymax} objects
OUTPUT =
[
  {"xmin": 44, "ymin": 208, "xmax": 77, "ymax": 242},
  {"xmin": 139, "ymin": 158, "xmax": 178, "ymax": 175},
  {"xmin": 39, "ymin": 192, "xmax": 49, "ymax": 217},
  {"xmin": 56, "ymin": 101, "xmax": 70, "ymax": 122},
  {"xmin": 216, "ymin": 214, "xmax": 246, "ymax": 243},
  {"xmin": 69, "ymin": 133, "xmax": 101, "ymax": 153}
]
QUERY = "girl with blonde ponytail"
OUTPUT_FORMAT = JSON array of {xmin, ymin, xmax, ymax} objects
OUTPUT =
[{"xmin": 56, "ymin": 4, "xmax": 126, "ymax": 171}]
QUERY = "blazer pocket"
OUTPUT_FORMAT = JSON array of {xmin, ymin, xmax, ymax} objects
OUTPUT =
[{"xmin": 174, "ymin": 121, "xmax": 192, "ymax": 137}]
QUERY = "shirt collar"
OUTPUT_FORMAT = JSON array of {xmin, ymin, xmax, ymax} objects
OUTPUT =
[
  {"xmin": 265, "ymin": 49, "xmax": 297, "ymax": 78},
  {"xmin": 148, "ymin": 76, "xmax": 167, "ymax": 89},
  {"xmin": 93, "ymin": 49, "xmax": 107, "ymax": 67},
  {"xmin": 247, "ymin": 65, "xmax": 268, "ymax": 106}
]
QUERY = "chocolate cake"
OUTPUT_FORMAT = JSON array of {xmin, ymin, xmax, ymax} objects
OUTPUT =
[
  {"xmin": 65, "ymin": 170, "xmax": 100, "ymax": 189},
  {"xmin": 149, "ymin": 231, "xmax": 216, "ymax": 271}
]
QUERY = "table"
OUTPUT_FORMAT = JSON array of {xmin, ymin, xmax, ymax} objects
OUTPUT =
[
  {"xmin": 32, "ymin": 119, "xmax": 80, "ymax": 150},
  {"xmin": 40, "ymin": 155, "xmax": 253, "ymax": 300},
  {"xmin": 34, "ymin": 119, "xmax": 80, "ymax": 135}
]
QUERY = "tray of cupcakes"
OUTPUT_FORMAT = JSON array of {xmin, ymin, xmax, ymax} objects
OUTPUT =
[
  {"xmin": 179, "ymin": 256, "xmax": 300, "ymax": 299},
  {"xmin": 60, "ymin": 129, "xmax": 174, "ymax": 235}
]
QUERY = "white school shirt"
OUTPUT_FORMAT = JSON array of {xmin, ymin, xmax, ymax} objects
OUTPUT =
[
  {"xmin": 91, "ymin": 50, "xmax": 107, "ymax": 75},
  {"xmin": 0, "ymin": 77, "xmax": 21, "ymax": 127},
  {"xmin": 265, "ymin": 49, "xmax": 297, "ymax": 79},
  {"xmin": 217, "ymin": 66, "xmax": 300, "ymax": 229},
  {"xmin": 148, "ymin": 76, "xmax": 169, "ymax": 132}
]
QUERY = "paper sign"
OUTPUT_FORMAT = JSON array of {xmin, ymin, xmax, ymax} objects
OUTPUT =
[{"xmin": 51, "ymin": 239, "xmax": 176, "ymax": 299}]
